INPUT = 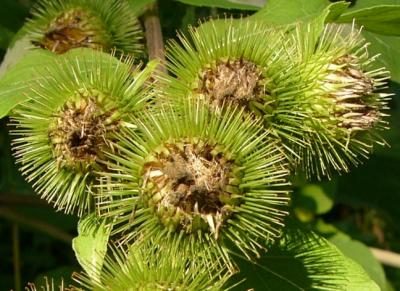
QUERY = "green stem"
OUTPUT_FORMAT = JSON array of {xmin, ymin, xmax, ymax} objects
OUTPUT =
[
  {"xmin": 12, "ymin": 223, "xmax": 21, "ymax": 291},
  {"xmin": 0, "ymin": 207, "xmax": 73, "ymax": 244}
]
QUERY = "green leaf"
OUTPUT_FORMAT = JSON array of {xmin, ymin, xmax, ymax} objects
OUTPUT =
[
  {"xmin": 175, "ymin": 0, "xmax": 263, "ymax": 10},
  {"xmin": 0, "ymin": 36, "xmax": 36, "ymax": 78},
  {"xmin": 362, "ymin": 30, "xmax": 400, "ymax": 83},
  {"xmin": 72, "ymin": 214, "xmax": 111, "ymax": 282},
  {"xmin": 230, "ymin": 227, "xmax": 379, "ymax": 290},
  {"xmin": 0, "ymin": 41, "xmax": 55, "ymax": 118},
  {"xmin": 250, "ymin": 0, "xmax": 348, "ymax": 25},
  {"xmin": 337, "ymin": 5, "xmax": 400, "ymax": 36},
  {"xmin": 330, "ymin": 232, "xmax": 387, "ymax": 291},
  {"xmin": 127, "ymin": 0, "xmax": 156, "ymax": 15},
  {"xmin": 0, "ymin": 47, "xmax": 128, "ymax": 119},
  {"xmin": 347, "ymin": 0, "xmax": 400, "ymax": 10},
  {"xmin": 295, "ymin": 184, "xmax": 334, "ymax": 215}
]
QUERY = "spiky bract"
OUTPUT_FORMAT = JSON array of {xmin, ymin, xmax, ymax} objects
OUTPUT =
[
  {"xmin": 163, "ymin": 18, "xmax": 289, "ymax": 116},
  {"xmin": 282, "ymin": 24, "xmax": 391, "ymax": 178},
  {"xmin": 96, "ymin": 100, "xmax": 290, "ymax": 264},
  {"xmin": 25, "ymin": 0, "xmax": 143, "ymax": 55},
  {"xmin": 163, "ymin": 19, "xmax": 391, "ymax": 179},
  {"xmin": 26, "ymin": 278, "xmax": 66, "ymax": 291},
  {"xmin": 11, "ymin": 50, "xmax": 157, "ymax": 215},
  {"xmin": 162, "ymin": 18, "xmax": 309, "ymax": 169},
  {"xmin": 73, "ymin": 238, "xmax": 232, "ymax": 291}
]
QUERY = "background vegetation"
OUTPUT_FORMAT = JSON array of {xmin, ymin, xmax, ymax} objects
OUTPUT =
[{"xmin": 0, "ymin": 0, "xmax": 400, "ymax": 290}]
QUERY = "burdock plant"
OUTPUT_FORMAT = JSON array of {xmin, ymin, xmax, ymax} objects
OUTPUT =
[
  {"xmin": 163, "ymin": 19, "xmax": 288, "ymax": 115},
  {"xmin": 96, "ymin": 99, "xmax": 290, "ymax": 265},
  {"xmin": 286, "ymin": 24, "xmax": 391, "ymax": 178},
  {"xmin": 2, "ymin": 1, "xmax": 396, "ymax": 290},
  {"xmin": 24, "ymin": 0, "xmax": 143, "ymax": 55},
  {"xmin": 163, "ymin": 19, "xmax": 391, "ymax": 178},
  {"xmin": 11, "ymin": 50, "xmax": 157, "ymax": 215},
  {"xmin": 73, "ymin": 238, "xmax": 232, "ymax": 290}
]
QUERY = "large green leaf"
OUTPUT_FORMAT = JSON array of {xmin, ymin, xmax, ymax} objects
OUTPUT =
[
  {"xmin": 0, "ymin": 47, "xmax": 130, "ymax": 119},
  {"xmin": 250, "ymin": 0, "xmax": 348, "ymax": 25},
  {"xmin": 330, "ymin": 232, "xmax": 387, "ymax": 290},
  {"xmin": 347, "ymin": 0, "xmax": 400, "ymax": 10},
  {"xmin": 337, "ymin": 5, "xmax": 400, "ymax": 36},
  {"xmin": 362, "ymin": 30, "xmax": 400, "ymax": 83},
  {"xmin": 175, "ymin": 0, "xmax": 263, "ymax": 10},
  {"xmin": 0, "ymin": 43, "xmax": 55, "ymax": 119},
  {"xmin": 230, "ymin": 227, "xmax": 379, "ymax": 290},
  {"xmin": 72, "ymin": 214, "xmax": 111, "ymax": 282}
]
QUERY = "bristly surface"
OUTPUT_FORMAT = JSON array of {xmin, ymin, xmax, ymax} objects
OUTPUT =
[
  {"xmin": 11, "ymin": 50, "xmax": 157, "ymax": 216},
  {"xmin": 282, "ymin": 23, "xmax": 391, "ymax": 179},
  {"xmin": 96, "ymin": 99, "xmax": 290, "ymax": 268},
  {"xmin": 162, "ymin": 19, "xmax": 391, "ymax": 179},
  {"xmin": 163, "ymin": 18, "xmax": 288, "ymax": 116},
  {"xmin": 73, "ymin": 237, "xmax": 233, "ymax": 291},
  {"xmin": 24, "ymin": 0, "xmax": 144, "ymax": 55}
]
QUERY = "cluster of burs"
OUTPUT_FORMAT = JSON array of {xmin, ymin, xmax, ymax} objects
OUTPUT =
[{"xmin": 9, "ymin": 0, "xmax": 391, "ymax": 290}]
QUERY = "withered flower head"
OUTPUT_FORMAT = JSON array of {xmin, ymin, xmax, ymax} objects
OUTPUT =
[
  {"xmin": 25, "ymin": 0, "xmax": 143, "ymax": 55},
  {"xmin": 11, "ymin": 50, "xmax": 157, "ymax": 215},
  {"xmin": 96, "ymin": 100, "xmax": 290, "ymax": 266}
]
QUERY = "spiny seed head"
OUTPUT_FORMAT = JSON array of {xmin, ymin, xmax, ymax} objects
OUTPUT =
[
  {"xmin": 73, "ymin": 238, "xmax": 232, "ymax": 291},
  {"xmin": 163, "ymin": 19, "xmax": 391, "ymax": 179},
  {"xmin": 25, "ymin": 0, "xmax": 144, "ymax": 55},
  {"xmin": 162, "ymin": 18, "xmax": 284, "ymax": 117},
  {"xmin": 10, "ymin": 50, "xmax": 157, "ymax": 215},
  {"xmin": 36, "ymin": 8, "xmax": 105, "ymax": 54},
  {"xmin": 96, "ymin": 100, "xmax": 290, "ymax": 264},
  {"xmin": 324, "ymin": 55, "xmax": 380, "ymax": 131},
  {"xmin": 283, "ymin": 23, "xmax": 391, "ymax": 178}
]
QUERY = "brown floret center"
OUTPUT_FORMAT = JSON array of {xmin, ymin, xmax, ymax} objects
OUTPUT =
[
  {"xmin": 36, "ymin": 9, "xmax": 103, "ymax": 54},
  {"xmin": 50, "ymin": 96, "xmax": 117, "ymax": 169},
  {"xmin": 199, "ymin": 59, "xmax": 265, "ymax": 108},
  {"xmin": 142, "ymin": 141, "xmax": 239, "ymax": 236}
]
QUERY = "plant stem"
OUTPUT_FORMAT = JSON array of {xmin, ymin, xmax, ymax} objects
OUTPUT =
[
  {"xmin": 370, "ymin": 247, "xmax": 400, "ymax": 268},
  {"xmin": 0, "ymin": 207, "xmax": 73, "ymax": 244},
  {"xmin": 143, "ymin": 2, "xmax": 166, "ymax": 73},
  {"xmin": 12, "ymin": 223, "xmax": 21, "ymax": 291}
]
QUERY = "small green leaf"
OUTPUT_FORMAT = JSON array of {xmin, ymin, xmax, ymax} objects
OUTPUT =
[
  {"xmin": 296, "ymin": 184, "xmax": 334, "ymax": 215},
  {"xmin": 337, "ymin": 5, "xmax": 400, "ymax": 36},
  {"xmin": 175, "ymin": 0, "xmax": 263, "ymax": 10},
  {"xmin": 127, "ymin": 0, "xmax": 156, "ymax": 15},
  {"xmin": 230, "ymin": 227, "xmax": 379, "ymax": 290},
  {"xmin": 330, "ymin": 232, "xmax": 387, "ymax": 291},
  {"xmin": 250, "ymin": 0, "xmax": 348, "ymax": 25},
  {"xmin": 72, "ymin": 214, "xmax": 111, "ymax": 282}
]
